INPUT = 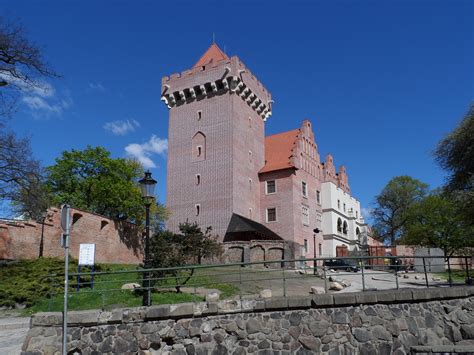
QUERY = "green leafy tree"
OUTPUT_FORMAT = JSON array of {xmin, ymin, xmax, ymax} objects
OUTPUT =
[
  {"xmin": 149, "ymin": 222, "xmax": 222, "ymax": 293},
  {"xmin": 435, "ymin": 104, "xmax": 474, "ymax": 225},
  {"xmin": 372, "ymin": 176, "xmax": 429, "ymax": 245},
  {"xmin": 46, "ymin": 146, "xmax": 165, "ymax": 223},
  {"xmin": 403, "ymin": 193, "xmax": 474, "ymax": 259}
]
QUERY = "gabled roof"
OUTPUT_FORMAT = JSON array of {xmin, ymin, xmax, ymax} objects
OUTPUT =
[
  {"xmin": 224, "ymin": 213, "xmax": 283, "ymax": 242},
  {"xmin": 193, "ymin": 43, "xmax": 229, "ymax": 68},
  {"xmin": 259, "ymin": 129, "xmax": 300, "ymax": 174}
]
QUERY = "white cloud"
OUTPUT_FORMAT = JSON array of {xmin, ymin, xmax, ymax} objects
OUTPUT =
[
  {"xmin": 0, "ymin": 72, "xmax": 71, "ymax": 118},
  {"xmin": 104, "ymin": 119, "xmax": 140, "ymax": 136},
  {"xmin": 88, "ymin": 83, "xmax": 106, "ymax": 92},
  {"xmin": 125, "ymin": 135, "xmax": 168, "ymax": 169}
]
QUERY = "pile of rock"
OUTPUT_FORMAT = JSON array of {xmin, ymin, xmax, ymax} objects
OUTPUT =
[{"xmin": 328, "ymin": 276, "xmax": 351, "ymax": 291}]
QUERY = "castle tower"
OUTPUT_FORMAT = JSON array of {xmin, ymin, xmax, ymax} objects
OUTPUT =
[{"xmin": 161, "ymin": 44, "xmax": 272, "ymax": 239}]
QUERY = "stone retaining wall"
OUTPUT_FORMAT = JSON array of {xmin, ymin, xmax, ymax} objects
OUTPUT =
[{"xmin": 22, "ymin": 287, "xmax": 474, "ymax": 354}]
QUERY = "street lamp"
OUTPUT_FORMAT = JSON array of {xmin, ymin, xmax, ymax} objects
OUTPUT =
[
  {"xmin": 313, "ymin": 228, "xmax": 320, "ymax": 275},
  {"xmin": 39, "ymin": 211, "xmax": 47, "ymax": 258},
  {"xmin": 138, "ymin": 170, "xmax": 157, "ymax": 307}
]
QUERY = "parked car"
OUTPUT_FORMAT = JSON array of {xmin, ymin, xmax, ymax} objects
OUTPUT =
[{"xmin": 323, "ymin": 259, "xmax": 360, "ymax": 272}]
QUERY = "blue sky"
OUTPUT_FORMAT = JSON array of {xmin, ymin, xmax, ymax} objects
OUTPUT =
[{"xmin": 1, "ymin": 0, "xmax": 473, "ymax": 219}]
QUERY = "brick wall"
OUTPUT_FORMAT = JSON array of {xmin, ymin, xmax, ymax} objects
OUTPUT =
[{"xmin": 0, "ymin": 207, "xmax": 143, "ymax": 264}]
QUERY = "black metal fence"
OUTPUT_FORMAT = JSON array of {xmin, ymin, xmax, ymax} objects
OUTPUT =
[{"xmin": 40, "ymin": 255, "xmax": 472, "ymax": 312}]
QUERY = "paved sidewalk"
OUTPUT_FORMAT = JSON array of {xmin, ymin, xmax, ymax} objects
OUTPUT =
[{"xmin": 0, "ymin": 317, "xmax": 30, "ymax": 354}]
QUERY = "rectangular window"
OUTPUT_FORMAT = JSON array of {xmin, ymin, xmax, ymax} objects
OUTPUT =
[
  {"xmin": 197, "ymin": 145, "xmax": 202, "ymax": 157},
  {"xmin": 195, "ymin": 204, "xmax": 200, "ymax": 216},
  {"xmin": 197, "ymin": 110, "xmax": 202, "ymax": 120},
  {"xmin": 302, "ymin": 181, "xmax": 307, "ymax": 197},
  {"xmin": 266, "ymin": 208, "xmax": 277, "ymax": 222},
  {"xmin": 302, "ymin": 205, "xmax": 309, "ymax": 226},
  {"xmin": 266, "ymin": 180, "xmax": 276, "ymax": 194},
  {"xmin": 316, "ymin": 190, "xmax": 321, "ymax": 204},
  {"xmin": 196, "ymin": 174, "xmax": 201, "ymax": 185},
  {"xmin": 343, "ymin": 203, "xmax": 346, "ymax": 212},
  {"xmin": 304, "ymin": 239, "xmax": 308, "ymax": 253},
  {"xmin": 337, "ymin": 199, "xmax": 340, "ymax": 209}
]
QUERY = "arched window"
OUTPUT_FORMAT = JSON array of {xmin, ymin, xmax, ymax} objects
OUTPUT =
[
  {"xmin": 192, "ymin": 132, "xmax": 206, "ymax": 161},
  {"xmin": 356, "ymin": 227, "xmax": 360, "ymax": 236},
  {"xmin": 337, "ymin": 218, "xmax": 342, "ymax": 232},
  {"xmin": 343, "ymin": 221, "xmax": 348, "ymax": 235}
]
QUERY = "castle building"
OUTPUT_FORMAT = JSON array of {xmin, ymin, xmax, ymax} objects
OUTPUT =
[{"xmin": 161, "ymin": 44, "xmax": 367, "ymax": 259}]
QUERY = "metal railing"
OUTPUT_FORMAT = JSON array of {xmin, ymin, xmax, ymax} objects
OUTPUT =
[{"xmin": 39, "ymin": 255, "xmax": 472, "ymax": 312}]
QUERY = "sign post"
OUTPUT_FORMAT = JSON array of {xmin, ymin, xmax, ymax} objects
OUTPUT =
[{"xmin": 60, "ymin": 204, "xmax": 71, "ymax": 355}]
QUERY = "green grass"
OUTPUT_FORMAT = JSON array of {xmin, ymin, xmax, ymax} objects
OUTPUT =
[
  {"xmin": 434, "ymin": 270, "xmax": 471, "ymax": 283},
  {"xmin": 0, "ymin": 258, "xmax": 242, "ymax": 315}
]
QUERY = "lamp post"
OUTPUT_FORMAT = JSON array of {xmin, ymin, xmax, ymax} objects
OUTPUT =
[
  {"xmin": 39, "ymin": 211, "xmax": 47, "ymax": 258},
  {"xmin": 138, "ymin": 170, "xmax": 157, "ymax": 307},
  {"xmin": 313, "ymin": 228, "xmax": 320, "ymax": 275}
]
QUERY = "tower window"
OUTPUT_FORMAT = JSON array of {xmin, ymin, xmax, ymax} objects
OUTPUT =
[
  {"xmin": 196, "ymin": 174, "xmax": 201, "ymax": 185},
  {"xmin": 192, "ymin": 132, "xmax": 206, "ymax": 161},
  {"xmin": 248, "ymin": 117, "xmax": 252, "ymax": 128},
  {"xmin": 316, "ymin": 190, "xmax": 321, "ymax": 204},
  {"xmin": 343, "ymin": 221, "xmax": 348, "ymax": 235},
  {"xmin": 304, "ymin": 239, "xmax": 308, "ymax": 253},
  {"xmin": 195, "ymin": 204, "xmax": 201, "ymax": 216},
  {"xmin": 197, "ymin": 146, "xmax": 202, "ymax": 157},
  {"xmin": 337, "ymin": 218, "xmax": 342, "ymax": 232},
  {"xmin": 266, "ymin": 208, "xmax": 277, "ymax": 222},
  {"xmin": 197, "ymin": 110, "xmax": 202, "ymax": 120},
  {"xmin": 337, "ymin": 199, "xmax": 340, "ymax": 209},
  {"xmin": 302, "ymin": 205, "xmax": 309, "ymax": 226},
  {"xmin": 302, "ymin": 181, "xmax": 307, "ymax": 197},
  {"xmin": 266, "ymin": 180, "xmax": 276, "ymax": 194},
  {"xmin": 249, "ymin": 208, "xmax": 252, "ymax": 218},
  {"xmin": 249, "ymin": 178, "xmax": 252, "ymax": 189},
  {"xmin": 343, "ymin": 203, "xmax": 346, "ymax": 212}
]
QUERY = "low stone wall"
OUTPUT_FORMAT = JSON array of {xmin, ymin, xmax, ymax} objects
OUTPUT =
[{"xmin": 22, "ymin": 287, "xmax": 474, "ymax": 354}]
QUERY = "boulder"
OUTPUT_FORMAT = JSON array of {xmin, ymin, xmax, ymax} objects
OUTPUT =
[
  {"xmin": 311, "ymin": 286, "xmax": 325, "ymax": 294},
  {"xmin": 259, "ymin": 289, "xmax": 272, "ymax": 298},
  {"xmin": 403, "ymin": 275, "xmax": 409, "ymax": 279},
  {"xmin": 432, "ymin": 277, "xmax": 441, "ymax": 282},
  {"xmin": 121, "ymin": 283, "xmax": 140, "ymax": 290},
  {"xmin": 205, "ymin": 292, "xmax": 220, "ymax": 303},
  {"xmin": 329, "ymin": 282, "xmax": 344, "ymax": 291},
  {"xmin": 341, "ymin": 280, "xmax": 351, "ymax": 287}
]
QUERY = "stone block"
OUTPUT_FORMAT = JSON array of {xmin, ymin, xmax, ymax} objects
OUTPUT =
[
  {"xmin": 310, "ymin": 286, "xmax": 325, "ymax": 294},
  {"xmin": 411, "ymin": 289, "xmax": 431, "ymax": 301},
  {"xmin": 259, "ymin": 289, "xmax": 272, "ymax": 298},
  {"xmin": 264, "ymin": 297, "xmax": 288, "ymax": 310},
  {"xmin": 202, "ymin": 302, "xmax": 218, "ymax": 316},
  {"xmin": 67, "ymin": 310, "xmax": 100, "ymax": 326},
  {"xmin": 170, "ymin": 303, "xmax": 194, "ymax": 318},
  {"xmin": 355, "ymin": 291, "xmax": 378, "ymax": 304},
  {"xmin": 333, "ymin": 293, "xmax": 356, "ymax": 306},
  {"xmin": 145, "ymin": 305, "xmax": 170, "ymax": 320},
  {"xmin": 311, "ymin": 294, "xmax": 334, "ymax": 307},
  {"xmin": 375, "ymin": 291, "xmax": 396, "ymax": 303},
  {"xmin": 394, "ymin": 289, "xmax": 413, "ymax": 303},
  {"xmin": 97, "ymin": 310, "xmax": 122, "ymax": 324},
  {"xmin": 31, "ymin": 312, "xmax": 62, "ymax": 327},
  {"xmin": 442, "ymin": 287, "xmax": 468, "ymax": 299},
  {"xmin": 287, "ymin": 296, "xmax": 312, "ymax": 309}
]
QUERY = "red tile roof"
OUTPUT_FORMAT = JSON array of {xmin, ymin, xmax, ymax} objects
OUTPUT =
[
  {"xmin": 193, "ymin": 43, "xmax": 229, "ymax": 68},
  {"xmin": 260, "ymin": 129, "xmax": 300, "ymax": 173}
]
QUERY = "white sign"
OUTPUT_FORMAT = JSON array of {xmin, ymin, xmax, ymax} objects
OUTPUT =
[{"xmin": 79, "ymin": 244, "xmax": 95, "ymax": 266}]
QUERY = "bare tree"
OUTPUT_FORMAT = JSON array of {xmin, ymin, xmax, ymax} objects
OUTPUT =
[{"xmin": 0, "ymin": 16, "xmax": 58, "ymax": 117}]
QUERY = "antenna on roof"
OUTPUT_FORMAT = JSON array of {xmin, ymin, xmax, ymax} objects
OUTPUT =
[{"xmin": 212, "ymin": 32, "xmax": 215, "ymax": 44}]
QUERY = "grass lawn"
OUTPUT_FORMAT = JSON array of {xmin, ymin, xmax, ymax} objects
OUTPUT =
[
  {"xmin": 434, "ymin": 270, "xmax": 471, "ymax": 283},
  {"xmin": 0, "ymin": 258, "xmax": 240, "ymax": 315}
]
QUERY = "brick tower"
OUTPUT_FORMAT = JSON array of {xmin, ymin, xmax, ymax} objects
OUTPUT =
[{"xmin": 161, "ymin": 44, "xmax": 272, "ymax": 239}]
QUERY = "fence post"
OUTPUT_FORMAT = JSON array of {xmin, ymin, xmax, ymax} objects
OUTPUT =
[
  {"xmin": 239, "ymin": 265, "xmax": 243, "ymax": 312},
  {"xmin": 422, "ymin": 257, "xmax": 429, "ymax": 288},
  {"xmin": 323, "ymin": 266, "xmax": 328, "ymax": 293},
  {"xmin": 447, "ymin": 257, "xmax": 453, "ymax": 287},
  {"xmin": 282, "ymin": 267, "xmax": 287, "ymax": 299},
  {"xmin": 394, "ymin": 259, "xmax": 399, "ymax": 290},
  {"xmin": 465, "ymin": 257, "xmax": 470, "ymax": 284},
  {"xmin": 361, "ymin": 259, "xmax": 366, "ymax": 291}
]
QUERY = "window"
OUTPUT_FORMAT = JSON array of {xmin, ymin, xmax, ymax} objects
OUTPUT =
[
  {"xmin": 266, "ymin": 180, "xmax": 276, "ymax": 194},
  {"xmin": 249, "ymin": 178, "xmax": 252, "ymax": 190},
  {"xmin": 197, "ymin": 110, "xmax": 202, "ymax": 120},
  {"xmin": 302, "ymin": 181, "xmax": 307, "ymax": 197},
  {"xmin": 318, "ymin": 243, "xmax": 322, "ymax": 256},
  {"xmin": 249, "ymin": 208, "xmax": 252, "ymax": 218},
  {"xmin": 337, "ymin": 218, "xmax": 342, "ymax": 232},
  {"xmin": 197, "ymin": 145, "xmax": 202, "ymax": 157},
  {"xmin": 100, "ymin": 220, "xmax": 108, "ymax": 230},
  {"xmin": 302, "ymin": 205, "xmax": 309, "ymax": 225},
  {"xmin": 337, "ymin": 199, "xmax": 340, "ymax": 209},
  {"xmin": 266, "ymin": 208, "xmax": 277, "ymax": 222},
  {"xmin": 343, "ymin": 203, "xmax": 346, "ymax": 212},
  {"xmin": 248, "ymin": 116, "xmax": 252, "ymax": 128},
  {"xmin": 356, "ymin": 227, "xmax": 360, "ymax": 237},
  {"xmin": 192, "ymin": 132, "xmax": 206, "ymax": 161},
  {"xmin": 316, "ymin": 190, "xmax": 321, "ymax": 204},
  {"xmin": 196, "ymin": 174, "xmax": 201, "ymax": 185},
  {"xmin": 304, "ymin": 239, "xmax": 308, "ymax": 253},
  {"xmin": 343, "ymin": 221, "xmax": 348, "ymax": 235},
  {"xmin": 195, "ymin": 204, "xmax": 200, "ymax": 216}
]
